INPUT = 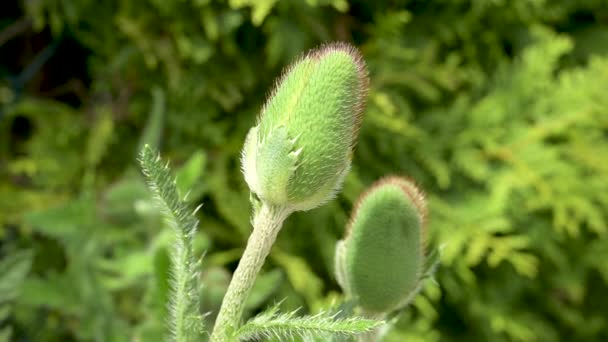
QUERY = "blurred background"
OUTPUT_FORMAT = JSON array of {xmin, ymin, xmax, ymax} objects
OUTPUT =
[{"xmin": 1, "ymin": 0, "xmax": 608, "ymax": 341}]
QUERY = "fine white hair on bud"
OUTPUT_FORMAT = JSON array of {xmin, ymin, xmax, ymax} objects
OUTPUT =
[{"xmin": 242, "ymin": 42, "xmax": 369, "ymax": 212}]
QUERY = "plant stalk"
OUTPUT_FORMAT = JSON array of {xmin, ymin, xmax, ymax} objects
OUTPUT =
[{"xmin": 211, "ymin": 203, "xmax": 291, "ymax": 341}]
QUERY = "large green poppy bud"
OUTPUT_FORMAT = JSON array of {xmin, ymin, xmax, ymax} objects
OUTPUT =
[
  {"xmin": 242, "ymin": 42, "xmax": 368, "ymax": 211},
  {"xmin": 335, "ymin": 176, "xmax": 427, "ymax": 314}
]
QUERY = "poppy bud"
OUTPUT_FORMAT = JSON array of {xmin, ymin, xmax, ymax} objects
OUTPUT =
[
  {"xmin": 335, "ymin": 176, "xmax": 427, "ymax": 313},
  {"xmin": 242, "ymin": 42, "xmax": 368, "ymax": 211}
]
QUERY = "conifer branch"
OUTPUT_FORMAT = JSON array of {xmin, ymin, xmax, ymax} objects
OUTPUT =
[
  {"xmin": 234, "ymin": 304, "xmax": 384, "ymax": 341},
  {"xmin": 139, "ymin": 145, "xmax": 204, "ymax": 341}
]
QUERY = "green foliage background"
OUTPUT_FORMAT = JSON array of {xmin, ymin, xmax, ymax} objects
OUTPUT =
[{"xmin": 1, "ymin": 0, "xmax": 607, "ymax": 341}]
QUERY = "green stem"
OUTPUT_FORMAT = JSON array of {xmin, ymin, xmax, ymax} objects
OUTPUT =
[{"xmin": 211, "ymin": 203, "xmax": 291, "ymax": 341}]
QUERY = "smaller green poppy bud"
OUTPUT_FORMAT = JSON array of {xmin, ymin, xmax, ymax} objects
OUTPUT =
[
  {"xmin": 242, "ymin": 42, "xmax": 369, "ymax": 211},
  {"xmin": 335, "ymin": 176, "xmax": 427, "ymax": 314}
]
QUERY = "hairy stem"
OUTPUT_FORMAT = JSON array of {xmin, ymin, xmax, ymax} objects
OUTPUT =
[
  {"xmin": 211, "ymin": 203, "xmax": 291, "ymax": 341},
  {"xmin": 357, "ymin": 311, "xmax": 386, "ymax": 342},
  {"xmin": 139, "ymin": 145, "xmax": 203, "ymax": 341},
  {"xmin": 172, "ymin": 223, "xmax": 194, "ymax": 341},
  {"xmin": 358, "ymin": 329, "xmax": 380, "ymax": 342}
]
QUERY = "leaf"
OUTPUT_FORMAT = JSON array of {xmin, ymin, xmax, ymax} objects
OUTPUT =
[
  {"xmin": 271, "ymin": 248, "xmax": 324, "ymax": 309},
  {"xmin": 23, "ymin": 200, "xmax": 95, "ymax": 240},
  {"xmin": 228, "ymin": 0, "xmax": 278, "ymax": 26},
  {"xmin": 0, "ymin": 250, "xmax": 32, "ymax": 342},
  {"xmin": 100, "ymin": 172, "xmax": 151, "ymax": 224},
  {"xmin": 245, "ymin": 269, "xmax": 283, "ymax": 311},
  {"xmin": 97, "ymin": 251, "xmax": 154, "ymax": 290},
  {"xmin": 0, "ymin": 250, "xmax": 33, "ymax": 303},
  {"xmin": 234, "ymin": 303, "xmax": 384, "ymax": 341},
  {"xmin": 18, "ymin": 274, "xmax": 81, "ymax": 315},
  {"xmin": 176, "ymin": 150, "xmax": 207, "ymax": 200},
  {"xmin": 0, "ymin": 327, "xmax": 12, "ymax": 342},
  {"xmin": 85, "ymin": 108, "xmax": 114, "ymax": 170},
  {"xmin": 138, "ymin": 86, "xmax": 166, "ymax": 152},
  {"xmin": 139, "ymin": 145, "xmax": 205, "ymax": 340}
]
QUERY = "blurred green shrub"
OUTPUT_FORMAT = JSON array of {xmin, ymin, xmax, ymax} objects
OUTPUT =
[{"xmin": 1, "ymin": 0, "xmax": 607, "ymax": 341}]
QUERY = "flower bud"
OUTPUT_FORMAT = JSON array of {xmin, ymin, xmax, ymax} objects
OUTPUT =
[
  {"xmin": 242, "ymin": 42, "xmax": 368, "ymax": 211},
  {"xmin": 335, "ymin": 176, "xmax": 427, "ymax": 314}
]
